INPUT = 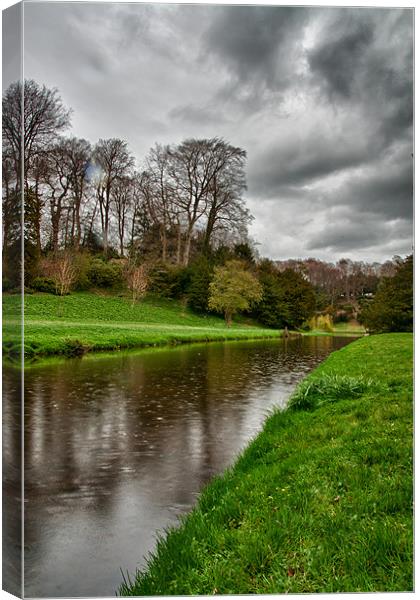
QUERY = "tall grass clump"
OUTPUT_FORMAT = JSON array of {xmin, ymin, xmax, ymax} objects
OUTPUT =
[{"xmin": 288, "ymin": 373, "xmax": 376, "ymax": 411}]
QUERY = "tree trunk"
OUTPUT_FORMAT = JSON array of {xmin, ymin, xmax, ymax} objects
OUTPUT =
[
  {"xmin": 203, "ymin": 205, "xmax": 217, "ymax": 253},
  {"xmin": 176, "ymin": 223, "xmax": 182, "ymax": 265},
  {"xmin": 225, "ymin": 310, "xmax": 232, "ymax": 327},
  {"xmin": 160, "ymin": 224, "xmax": 167, "ymax": 262},
  {"xmin": 182, "ymin": 225, "xmax": 193, "ymax": 266},
  {"xmin": 74, "ymin": 199, "xmax": 82, "ymax": 251}
]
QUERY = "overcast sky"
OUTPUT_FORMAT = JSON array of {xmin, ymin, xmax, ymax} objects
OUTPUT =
[{"xmin": 13, "ymin": 2, "xmax": 414, "ymax": 262}]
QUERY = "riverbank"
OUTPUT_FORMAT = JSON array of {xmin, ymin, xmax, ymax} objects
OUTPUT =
[
  {"xmin": 2, "ymin": 292, "xmax": 282, "ymax": 359},
  {"xmin": 120, "ymin": 333, "xmax": 413, "ymax": 595}
]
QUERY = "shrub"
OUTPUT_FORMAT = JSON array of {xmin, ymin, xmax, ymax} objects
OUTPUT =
[
  {"xmin": 2, "ymin": 277, "xmax": 14, "ymax": 292},
  {"xmin": 72, "ymin": 253, "xmax": 92, "ymax": 290},
  {"xmin": 148, "ymin": 263, "xmax": 189, "ymax": 299},
  {"xmin": 126, "ymin": 264, "xmax": 149, "ymax": 305},
  {"xmin": 255, "ymin": 263, "xmax": 317, "ymax": 329},
  {"xmin": 31, "ymin": 277, "xmax": 57, "ymax": 294},
  {"xmin": 288, "ymin": 374, "xmax": 376, "ymax": 411},
  {"xmin": 333, "ymin": 310, "xmax": 349, "ymax": 324},
  {"xmin": 87, "ymin": 258, "xmax": 123, "ymax": 288},
  {"xmin": 308, "ymin": 314, "xmax": 334, "ymax": 332},
  {"xmin": 186, "ymin": 258, "xmax": 214, "ymax": 313},
  {"xmin": 360, "ymin": 255, "xmax": 413, "ymax": 333}
]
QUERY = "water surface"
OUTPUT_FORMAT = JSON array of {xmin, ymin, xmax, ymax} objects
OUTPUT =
[{"xmin": 3, "ymin": 336, "xmax": 355, "ymax": 597}]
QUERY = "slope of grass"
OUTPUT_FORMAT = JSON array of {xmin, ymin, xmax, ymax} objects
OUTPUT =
[
  {"xmin": 2, "ymin": 292, "xmax": 282, "ymax": 359},
  {"xmin": 120, "ymin": 333, "xmax": 413, "ymax": 595}
]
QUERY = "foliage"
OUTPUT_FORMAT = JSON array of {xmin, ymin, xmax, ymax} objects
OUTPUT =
[
  {"xmin": 255, "ymin": 262, "xmax": 316, "ymax": 329},
  {"xmin": 186, "ymin": 257, "xmax": 214, "ymax": 313},
  {"xmin": 31, "ymin": 277, "xmax": 57, "ymax": 295},
  {"xmin": 86, "ymin": 258, "xmax": 124, "ymax": 288},
  {"xmin": 360, "ymin": 255, "xmax": 413, "ymax": 333},
  {"xmin": 147, "ymin": 263, "xmax": 189, "ymax": 299},
  {"xmin": 208, "ymin": 260, "xmax": 263, "ymax": 326},
  {"xmin": 120, "ymin": 334, "xmax": 413, "ymax": 595},
  {"xmin": 308, "ymin": 314, "xmax": 334, "ymax": 333},
  {"xmin": 2, "ymin": 277, "xmax": 14, "ymax": 292}
]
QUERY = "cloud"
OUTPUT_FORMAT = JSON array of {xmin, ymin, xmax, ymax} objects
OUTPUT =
[
  {"xmin": 18, "ymin": 3, "xmax": 413, "ymax": 262},
  {"xmin": 204, "ymin": 7, "xmax": 307, "ymax": 87},
  {"xmin": 306, "ymin": 212, "xmax": 412, "ymax": 254}
]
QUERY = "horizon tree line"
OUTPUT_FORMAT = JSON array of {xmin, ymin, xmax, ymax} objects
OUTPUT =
[
  {"xmin": 2, "ymin": 79, "xmax": 405, "ymax": 303},
  {"xmin": 2, "ymin": 79, "xmax": 251, "ymax": 284}
]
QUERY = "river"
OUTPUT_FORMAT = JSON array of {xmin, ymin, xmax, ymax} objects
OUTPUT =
[{"xmin": 3, "ymin": 336, "xmax": 355, "ymax": 597}]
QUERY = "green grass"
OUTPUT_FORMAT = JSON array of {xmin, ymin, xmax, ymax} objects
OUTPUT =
[
  {"xmin": 2, "ymin": 292, "xmax": 282, "ymax": 360},
  {"xmin": 120, "ymin": 333, "xmax": 413, "ymax": 595}
]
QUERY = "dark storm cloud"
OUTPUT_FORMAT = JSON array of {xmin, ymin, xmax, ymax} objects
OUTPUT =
[
  {"xmin": 307, "ymin": 215, "xmax": 412, "ymax": 253},
  {"xmin": 20, "ymin": 2, "xmax": 413, "ymax": 262},
  {"xmin": 307, "ymin": 9, "xmax": 413, "ymax": 143},
  {"xmin": 308, "ymin": 16, "xmax": 375, "ymax": 99},
  {"xmin": 248, "ymin": 130, "xmax": 376, "ymax": 196},
  {"xmin": 331, "ymin": 156, "xmax": 413, "ymax": 221},
  {"xmin": 204, "ymin": 6, "xmax": 309, "ymax": 90}
]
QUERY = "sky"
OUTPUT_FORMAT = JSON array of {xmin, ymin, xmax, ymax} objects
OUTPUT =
[{"xmin": 6, "ymin": 1, "xmax": 415, "ymax": 263}]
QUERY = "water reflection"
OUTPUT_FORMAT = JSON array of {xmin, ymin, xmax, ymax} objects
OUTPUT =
[{"xmin": 4, "ymin": 336, "xmax": 354, "ymax": 597}]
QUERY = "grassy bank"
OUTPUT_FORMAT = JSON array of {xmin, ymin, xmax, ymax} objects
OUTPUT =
[
  {"xmin": 2, "ymin": 292, "xmax": 282, "ymax": 359},
  {"xmin": 120, "ymin": 333, "xmax": 413, "ymax": 595}
]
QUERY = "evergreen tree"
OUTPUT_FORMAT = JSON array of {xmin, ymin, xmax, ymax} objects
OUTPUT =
[{"xmin": 360, "ymin": 255, "xmax": 413, "ymax": 333}]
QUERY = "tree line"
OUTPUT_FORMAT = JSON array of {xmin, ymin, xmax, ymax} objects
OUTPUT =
[
  {"xmin": 2, "ymin": 79, "xmax": 411, "ymax": 333},
  {"xmin": 2, "ymin": 79, "xmax": 251, "ymax": 285}
]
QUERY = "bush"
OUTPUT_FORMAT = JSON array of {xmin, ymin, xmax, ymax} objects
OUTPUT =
[
  {"xmin": 72, "ymin": 254, "xmax": 92, "ymax": 290},
  {"xmin": 288, "ymin": 374, "xmax": 376, "ymax": 411},
  {"xmin": 87, "ymin": 258, "xmax": 123, "ymax": 288},
  {"xmin": 30, "ymin": 277, "xmax": 57, "ymax": 294},
  {"xmin": 360, "ymin": 255, "xmax": 413, "ymax": 333},
  {"xmin": 148, "ymin": 263, "xmax": 189, "ymax": 299},
  {"xmin": 333, "ymin": 310, "xmax": 349, "ymax": 324},
  {"xmin": 2, "ymin": 277, "xmax": 14, "ymax": 292},
  {"xmin": 186, "ymin": 258, "xmax": 214, "ymax": 313},
  {"xmin": 308, "ymin": 314, "xmax": 334, "ymax": 332},
  {"xmin": 255, "ymin": 263, "xmax": 316, "ymax": 329}
]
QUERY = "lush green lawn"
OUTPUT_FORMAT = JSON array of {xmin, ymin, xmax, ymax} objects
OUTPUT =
[
  {"xmin": 120, "ymin": 333, "xmax": 413, "ymax": 595},
  {"xmin": 2, "ymin": 292, "xmax": 281, "ymax": 359}
]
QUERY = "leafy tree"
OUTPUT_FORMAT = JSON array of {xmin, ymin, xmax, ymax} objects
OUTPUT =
[
  {"xmin": 208, "ymin": 260, "xmax": 262, "ymax": 326},
  {"xmin": 186, "ymin": 257, "xmax": 214, "ymax": 313},
  {"xmin": 360, "ymin": 255, "xmax": 413, "ymax": 333},
  {"xmin": 255, "ymin": 261, "xmax": 316, "ymax": 329}
]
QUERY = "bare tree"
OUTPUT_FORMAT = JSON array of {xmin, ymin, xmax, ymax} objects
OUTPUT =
[
  {"xmin": 167, "ymin": 137, "xmax": 247, "ymax": 265},
  {"xmin": 65, "ymin": 137, "xmax": 92, "ymax": 250},
  {"xmin": 143, "ymin": 144, "xmax": 177, "ymax": 262},
  {"xmin": 93, "ymin": 138, "xmax": 134, "ymax": 255},
  {"xmin": 126, "ymin": 263, "xmax": 148, "ymax": 305},
  {"xmin": 128, "ymin": 171, "xmax": 148, "ymax": 250},
  {"xmin": 112, "ymin": 175, "xmax": 133, "ymax": 256},
  {"xmin": 202, "ymin": 144, "xmax": 249, "ymax": 252},
  {"xmin": 42, "ymin": 253, "xmax": 77, "ymax": 296},
  {"xmin": 43, "ymin": 140, "xmax": 73, "ymax": 253},
  {"xmin": 2, "ymin": 79, "xmax": 71, "ymax": 194}
]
